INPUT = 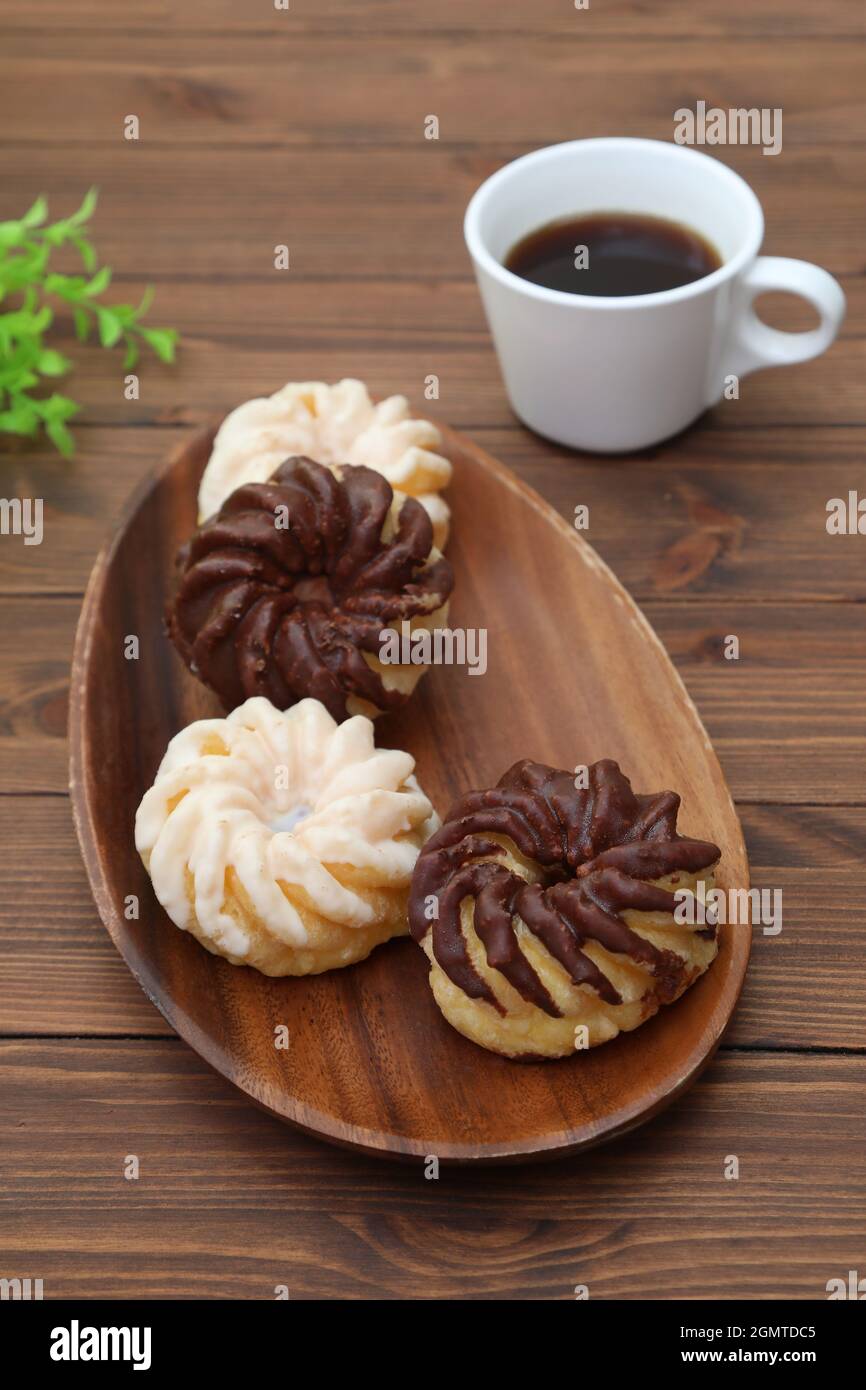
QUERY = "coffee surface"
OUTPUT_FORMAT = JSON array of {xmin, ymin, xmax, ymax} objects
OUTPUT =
[{"xmin": 504, "ymin": 211, "xmax": 722, "ymax": 297}]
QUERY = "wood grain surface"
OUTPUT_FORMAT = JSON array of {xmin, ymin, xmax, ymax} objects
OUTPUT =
[{"xmin": 1, "ymin": 0, "xmax": 864, "ymax": 1295}]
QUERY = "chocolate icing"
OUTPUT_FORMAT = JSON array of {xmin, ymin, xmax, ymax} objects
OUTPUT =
[
  {"xmin": 408, "ymin": 759, "xmax": 721, "ymax": 1016},
  {"xmin": 167, "ymin": 456, "xmax": 453, "ymax": 720}
]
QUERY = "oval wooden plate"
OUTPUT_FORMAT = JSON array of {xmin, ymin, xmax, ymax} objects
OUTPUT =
[{"xmin": 70, "ymin": 421, "xmax": 750, "ymax": 1163}]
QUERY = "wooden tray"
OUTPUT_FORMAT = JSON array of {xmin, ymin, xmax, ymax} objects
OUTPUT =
[{"xmin": 70, "ymin": 422, "xmax": 750, "ymax": 1163}]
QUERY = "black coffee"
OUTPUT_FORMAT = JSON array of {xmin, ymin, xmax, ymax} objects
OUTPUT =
[{"xmin": 504, "ymin": 211, "xmax": 722, "ymax": 297}]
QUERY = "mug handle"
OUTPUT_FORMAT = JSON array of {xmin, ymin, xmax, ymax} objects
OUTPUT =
[{"xmin": 715, "ymin": 256, "xmax": 846, "ymax": 393}]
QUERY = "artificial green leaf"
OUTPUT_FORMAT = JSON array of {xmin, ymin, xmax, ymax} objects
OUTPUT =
[
  {"xmin": 72, "ymin": 233, "xmax": 97, "ymax": 272},
  {"xmin": 44, "ymin": 272, "xmax": 88, "ymax": 302},
  {"xmin": 69, "ymin": 187, "xmax": 98, "ymax": 227},
  {"xmin": 4, "ymin": 370, "xmax": 40, "ymax": 393},
  {"xmin": 84, "ymin": 265, "xmax": 112, "ymax": 297},
  {"xmin": 21, "ymin": 196, "xmax": 48, "ymax": 228},
  {"xmin": 45, "ymin": 418, "xmax": 76, "ymax": 456},
  {"xmin": 0, "ymin": 337, "xmax": 40, "ymax": 374},
  {"xmin": 0, "ymin": 221, "xmax": 25, "ymax": 249},
  {"xmin": 139, "ymin": 326, "xmax": 178, "ymax": 363},
  {"xmin": 0, "ymin": 189, "xmax": 176, "ymax": 457},
  {"xmin": 0, "ymin": 246, "xmax": 49, "ymax": 292},
  {"xmin": 37, "ymin": 393, "xmax": 79, "ymax": 422},
  {"xmin": 43, "ymin": 219, "xmax": 73, "ymax": 247},
  {"xmin": 96, "ymin": 306, "xmax": 122, "ymax": 347},
  {"xmin": 35, "ymin": 394, "xmax": 79, "ymax": 419},
  {"xmin": 136, "ymin": 285, "xmax": 155, "ymax": 317},
  {"xmin": 37, "ymin": 349, "xmax": 71, "ymax": 376},
  {"xmin": 0, "ymin": 397, "xmax": 40, "ymax": 434},
  {"xmin": 0, "ymin": 304, "xmax": 53, "ymax": 336}
]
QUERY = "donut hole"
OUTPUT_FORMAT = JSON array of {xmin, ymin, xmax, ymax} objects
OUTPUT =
[
  {"xmin": 269, "ymin": 804, "xmax": 313, "ymax": 834},
  {"xmin": 200, "ymin": 734, "xmax": 229, "ymax": 756},
  {"xmin": 292, "ymin": 575, "xmax": 334, "ymax": 607}
]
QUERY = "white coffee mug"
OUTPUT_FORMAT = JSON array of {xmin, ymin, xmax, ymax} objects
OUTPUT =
[{"xmin": 464, "ymin": 138, "xmax": 846, "ymax": 452}]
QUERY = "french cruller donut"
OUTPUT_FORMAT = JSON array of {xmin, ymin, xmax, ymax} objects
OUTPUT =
[
  {"xmin": 135, "ymin": 696, "xmax": 439, "ymax": 976},
  {"xmin": 409, "ymin": 757, "xmax": 721, "ymax": 1058}
]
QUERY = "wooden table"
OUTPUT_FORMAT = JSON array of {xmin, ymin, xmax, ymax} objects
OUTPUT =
[{"xmin": 2, "ymin": 1, "xmax": 864, "ymax": 1300}]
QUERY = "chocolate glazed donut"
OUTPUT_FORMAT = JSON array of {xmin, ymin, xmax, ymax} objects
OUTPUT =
[
  {"xmin": 167, "ymin": 456, "xmax": 453, "ymax": 720},
  {"xmin": 409, "ymin": 759, "xmax": 722, "ymax": 1057}
]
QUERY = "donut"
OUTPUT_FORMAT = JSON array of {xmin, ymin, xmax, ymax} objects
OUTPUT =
[
  {"xmin": 167, "ymin": 455, "xmax": 454, "ymax": 721},
  {"xmin": 135, "ymin": 696, "xmax": 439, "ymax": 976},
  {"xmin": 198, "ymin": 378, "xmax": 452, "ymax": 548},
  {"xmin": 408, "ymin": 758, "xmax": 721, "ymax": 1058}
]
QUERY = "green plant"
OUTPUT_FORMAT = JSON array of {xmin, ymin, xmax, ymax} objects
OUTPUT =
[{"xmin": 0, "ymin": 189, "xmax": 178, "ymax": 456}]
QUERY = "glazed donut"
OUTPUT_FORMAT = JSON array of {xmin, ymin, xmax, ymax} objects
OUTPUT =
[
  {"xmin": 167, "ymin": 455, "xmax": 453, "ymax": 721},
  {"xmin": 198, "ymin": 378, "xmax": 452, "ymax": 548},
  {"xmin": 135, "ymin": 696, "xmax": 439, "ymax": 976},
  {"xmin": 408, "ymin": 758, "xmax": 721, "ymax": 1058}
]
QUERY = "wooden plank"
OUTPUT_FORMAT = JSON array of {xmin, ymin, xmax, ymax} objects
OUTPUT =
[
  {"xmin": 650, "ymin": 602, "xmax": 866, "ymax": 803},
  {"xmin": 0, "ymin": 1040, "xmax": 862, "ymax": 1298},
  {"xmin": 31, "ymin": 274, "xmax": 866, "ymax": 347},
  {"xmin": 729, "ymin": 807, "xmax": 866, "ymax": 1048},
  {"xmin": 726, "ymin": 810, "xmax": 866, "ymax": 1048},
  {"xmin": 1, "ymin": 796, "xmax": 864, "ymax": 1048},
  {"xmin": 2, "ymin": 593, "xmax": 865, "ymax": 799},
  {"xmin": 481, "ymin": 432, "xmax": 866, "ymax": 604},
  {"xmin": 0, "ymin": 275, "xmax": 860, "ymax": 433},
  {"xmin": 0, "ymin": 147, "xmax": 862, "ymax": 278},
  {"xmin": 2, "ymin": 584, "xmax": 866, "ymax": 811},
  {"xmin": 2, "ymin": 36, "xmax": 864, "ymax": 148},
  {"xmin": 0, "ymin": 797, "xmax": 167, "ymax": 1035},
  {"xmin": 3, "ymin": 427, "xmax": 866, "ymax": 600},
  {"xmin": 3, "ymin": 1, "xmax": 865, "ymax": 40},
  {"xmin": 0, "ymin": 599, "xmax": 71, "ymax": 790},
  {"xmin": 3, "ymin": 328, "xmax": 863, "ymax": 435}
]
